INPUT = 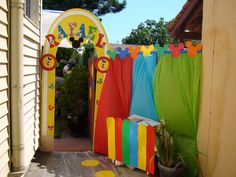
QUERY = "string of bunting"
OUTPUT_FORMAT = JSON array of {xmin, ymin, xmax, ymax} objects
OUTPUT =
[{"xmin": 107, "ymin": 41, "xmax": 202, "ymax": 60}]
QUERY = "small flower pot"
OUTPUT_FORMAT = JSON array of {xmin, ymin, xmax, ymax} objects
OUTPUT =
[{"xmin": 158, "ymin": 161, "xmax": 185, "ymax": 177}]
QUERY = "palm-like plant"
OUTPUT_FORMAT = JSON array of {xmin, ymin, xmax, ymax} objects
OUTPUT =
[{"xmin": 155, "ymin": 120, "xmax": 183, "ymax": 168}]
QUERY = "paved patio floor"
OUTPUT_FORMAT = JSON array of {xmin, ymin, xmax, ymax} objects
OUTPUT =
[
  {"xmin": 54, "ymin": 137, "xmax": 92, "ymax": 151},
  {"xmin": 24, "ymin": 151, "xmax": 150, "ymax": 177}
]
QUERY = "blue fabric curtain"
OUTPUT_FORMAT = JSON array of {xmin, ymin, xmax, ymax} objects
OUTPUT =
[{"xmin": 129, "ymin": 52, "xmax": 159, "ymax": 121}]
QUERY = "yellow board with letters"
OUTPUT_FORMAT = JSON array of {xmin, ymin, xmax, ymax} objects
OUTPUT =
[{"xmin": 41, "ymin": 8, "xmax": 109, "ymax": 150}]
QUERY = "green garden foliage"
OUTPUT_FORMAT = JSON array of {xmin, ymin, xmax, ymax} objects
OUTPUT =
[
  {"xmin": 81, "ymin": 44, "xmax": 95, "ymax": 66},
  {"xmin": 55, "ymin": 44, "xmax": 95, "ymax": 137},
  {"xmin": 155, "ymin": 120, "xmax": 180, "ymax": 168},
  {"xmin": 43, "ymin": 0, "xmax": 127, "ymax": 16},
  {"xmin": 56, "ymin": 47, "xmax": 75, "ymax": 62},
  {"xmin": 122, "ymin": 19, "xmax": 176, "ymax": 46},
  {"xmin": 58, "ymin": 64, "xmax": 88, "ymax": 118}
]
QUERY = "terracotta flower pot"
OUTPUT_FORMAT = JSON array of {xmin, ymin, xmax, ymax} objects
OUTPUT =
[{"xmin": 158, "ymin": 161, "xmax": 185, "ymax": 177}]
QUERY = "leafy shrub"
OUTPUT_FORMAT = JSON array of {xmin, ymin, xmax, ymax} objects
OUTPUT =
[{"xmin": 58, "ymin": 64, "xmax": 88, "ymax": 118}]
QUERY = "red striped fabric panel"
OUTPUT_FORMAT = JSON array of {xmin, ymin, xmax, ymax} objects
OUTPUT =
[
  {"xmin": 146, "ymin": 126, "xmax": 155, "ymax": 174},
  {"xmin": 115, "ymin": 117, "xmax": 123, "ymax": 161}
]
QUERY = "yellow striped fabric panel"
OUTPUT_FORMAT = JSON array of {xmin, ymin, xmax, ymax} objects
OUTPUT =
[
  {"xmin": 138, "ymin": 124, "xmax": 147, "ymax": 170},
  {"xmin": 106, "ymin": 117, "xmax": 116, "ymax": 160}
]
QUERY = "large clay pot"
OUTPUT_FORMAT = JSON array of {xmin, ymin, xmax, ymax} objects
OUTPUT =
[{"xmin": 158, "ymin": 161, "xmax": 185, "ymax": 177}]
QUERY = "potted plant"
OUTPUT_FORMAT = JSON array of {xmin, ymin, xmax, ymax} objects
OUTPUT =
[{"xmin": 155, "ymin": 120, "xmax": 186, "ymax": 177}]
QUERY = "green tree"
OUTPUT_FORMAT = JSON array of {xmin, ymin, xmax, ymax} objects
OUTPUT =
[
  {"xmin": 57, "ymin": 64, "xmax": 88, "ymax": 136},
  {"xmin": 81, "ymin": 44, "xmax": 95, "ymax": 66},
  {"xmin": 56, "ymin": 47, "xmax": 75, "ymax": 62},
  {"xmin": 71, "ymin": 50, "xmax": 82, "ymax": 64},
  {"xmin": 122, "ymin": 18, "xmax": 175, "ymax": 46},
  {"xmin": 58, "ymin": 64, "xmax": 88, "ymax": 118},
  {"xmin": 43, "ymin": 0, "xmax": 126, "ymax": 16}
]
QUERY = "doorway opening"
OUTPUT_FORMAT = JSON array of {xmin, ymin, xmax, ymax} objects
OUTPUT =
[{"xmin": 53, "ymin": 43, "xmax": 95, "ymax": 151}]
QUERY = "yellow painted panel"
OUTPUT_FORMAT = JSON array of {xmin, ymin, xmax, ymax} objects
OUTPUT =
[
  {"xmin": 138, "ymin": 124, "xmax": 147, "ymax": 171},
  {"xmin": 107, "ymin": 117, "xmax": 116, "ymax": 160},
  {"xmin": 46, "ymin": 70, "xmax": 56, "ymax": 136}
]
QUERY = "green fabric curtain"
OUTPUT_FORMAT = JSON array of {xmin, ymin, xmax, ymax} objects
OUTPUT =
[{"xmin": 153, "ymin": 53, "xmax": 202, "ymax": 177}]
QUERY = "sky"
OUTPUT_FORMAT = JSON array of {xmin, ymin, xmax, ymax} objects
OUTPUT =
[
  {"xmin": 101, "ymin": 0, "xmax": 186, "ymax": 43},
  {"xmin": 42, "ymin": 0, "xmax": 187, "ymax": 45}
]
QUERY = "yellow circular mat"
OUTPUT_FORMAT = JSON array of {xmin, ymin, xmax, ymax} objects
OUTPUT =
[
  {"xmin": 81, "ymin": 159, "xmax": 100, "ymax": 167},
  {"xmin": 95, "ymin": 170, "xmax": 115, "ymax": 177}
]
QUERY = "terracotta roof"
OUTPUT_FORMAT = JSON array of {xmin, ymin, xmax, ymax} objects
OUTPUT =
[{"xmin": 168, "ymin": 0, "xmax": 203, "ymax": 40}]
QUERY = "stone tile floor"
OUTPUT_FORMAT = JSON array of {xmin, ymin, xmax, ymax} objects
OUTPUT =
[{"xmin": 24, "ymin": 151, "xmax": 150, "ymax": 177}]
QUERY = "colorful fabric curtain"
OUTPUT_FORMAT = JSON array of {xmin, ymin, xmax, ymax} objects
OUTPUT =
[
  {"xmin": 129, "ymin": 52, "xmax": 158, "ymax": 121},
  {"xmin": 94, "ymin": 56, "xmax": 133, "ymax": 155},
  {"xmin": 153, "ymin": 53, "xmax": 202, "ymax": 177}
]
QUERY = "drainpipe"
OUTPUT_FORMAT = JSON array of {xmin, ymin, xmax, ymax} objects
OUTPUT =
[{"xmin": 10, "ymin": 0, "xmax": 26, "ymax": 172}]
